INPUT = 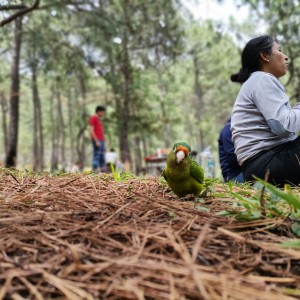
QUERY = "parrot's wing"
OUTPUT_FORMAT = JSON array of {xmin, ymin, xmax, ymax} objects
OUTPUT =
[{"xmin": 190, "ymin": 160, "xmax": 204, "ymax": 183}]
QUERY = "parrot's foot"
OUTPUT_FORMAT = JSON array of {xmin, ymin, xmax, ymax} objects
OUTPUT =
[
  {"xmin": 179, "ymin": 194, "xmax": 196, "ymax": 201},
  {"xmin": 164, "ymin": 187, "xmax": 173, "ymax": 194}
]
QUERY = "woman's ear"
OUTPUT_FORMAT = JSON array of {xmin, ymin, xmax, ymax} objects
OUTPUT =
[{"xmin": 260, "ymin": 51, "xmax": 270, "ymax": 63}]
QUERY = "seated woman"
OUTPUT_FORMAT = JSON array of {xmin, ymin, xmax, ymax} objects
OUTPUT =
[{"xmin": 231, "ymin": 35, "xmax": 300, "ymax": 186}]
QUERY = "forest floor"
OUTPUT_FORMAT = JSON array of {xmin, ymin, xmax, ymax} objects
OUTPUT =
[{"xmin": 0, "ymin": 168, "xmax": 299, "ymax": 300}]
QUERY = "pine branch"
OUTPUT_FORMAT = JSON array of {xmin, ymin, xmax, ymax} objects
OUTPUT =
[
  {"xmin": 0, "ymin": 5, "xmax": 27, "ymax": 11},
  {"xmin": 0, "ymin": 0, "xmax": 40, "ymax": 27}
]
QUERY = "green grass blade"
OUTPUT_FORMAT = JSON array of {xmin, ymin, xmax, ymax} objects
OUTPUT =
[
  {"xmin": 254, "ymin": 177, "xmax": 300, "ymax": 210},
  {"xmin": 280, "ymin": 239, "xmax": 300, "ymax": 248},
  {"xmin": 230, "ymin": 192, "xmax": 260, "ymax": 210}
]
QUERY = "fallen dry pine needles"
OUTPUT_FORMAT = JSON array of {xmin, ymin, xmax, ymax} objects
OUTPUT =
[{"xmin": 0, "ymin": 170, "xmax": 299, "ymax": 299}]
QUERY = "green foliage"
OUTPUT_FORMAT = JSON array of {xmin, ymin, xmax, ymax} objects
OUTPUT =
[
  {"xmin": 168, "ymin": 211, "xmax": 175, "ymax": 219},
  {"xmin": 200, "ymin": 177, "xmax": 219, "ymax": 197},
  {"xmin": 281, "ymin": 288, "xmax": 300, "ymax": 297},
  {"xmin": 107, "ymin": 163, "xmax": 135, "ymax": 182},
  {"xmin": 280, "ymin": 239, "xmax": 300, "ymax": 249},
  {"xmin": 291, "ymin": 222, "xmax": 300, "ymax": 238},
  {"xmin": 110, "ymin": 162, "xmax": 121, "ymax": 181},
  {"xmin": 255, "ymin": 177, "xmax": 300, "ymax": 210},
  {"xmin": 220, "ymin": 177, "xmax": 300, "ymax": 237},
  {"xmin": 195, "ymin": 205, "xmax": 210, "ymax": 212}
]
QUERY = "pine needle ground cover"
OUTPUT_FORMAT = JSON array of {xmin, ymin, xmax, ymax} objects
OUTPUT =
[{"xmin": 0, "ymin": 168, "xmax": 299, "ymax": 300}]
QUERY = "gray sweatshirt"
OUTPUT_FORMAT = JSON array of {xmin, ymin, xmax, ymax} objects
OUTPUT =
[{"xmin": 231, "ymin": 71, "xmax": 300, "ymax": 165}]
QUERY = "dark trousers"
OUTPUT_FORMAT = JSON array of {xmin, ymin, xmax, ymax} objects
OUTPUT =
[
  {"xmin": 242, "ymin": 136, "xmax": 300, "ymax": 187},
  {"xmin": 92, "ymin": 140, "xmax": 106, "ymax": 171}
]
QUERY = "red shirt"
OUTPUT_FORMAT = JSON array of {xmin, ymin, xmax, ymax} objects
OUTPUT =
[{"xmin": 89, "ymin": 115, "xmax": 105, "ymax": 141}]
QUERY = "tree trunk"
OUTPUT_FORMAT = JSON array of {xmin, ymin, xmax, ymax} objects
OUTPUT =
[
  {"xmin": 37, "ymin": 80, "xmax": 44, "ymax": 170},
  {"xmin": 76, "ymin": 74, "xmax": 88, "ymax": 170},
  {"xmin": 141, "ymin": 133, "xmax": 148, "ymax": 162},
  {"xmin": 50, "ymin": 87, "xmax": 59, "ymax": 171},
  {"xmin": 56, "ymin": 88, "xmax": 66, "ymax": 171},
  {"xmin": 119, "ymin": 0, "xmax": 132, "ymax": 167},
  {"xmin": 193, "ymin": 54, "xmax": 204, "ymax": 152},
  {"xmin": 5, "ymin": 17, "xmax": 22, "ymax": 168},
  {"xmin": 160, "ymin": 101, "xmax": 171, "ymax": 148},
  {"xmin": 0, "ymin": 92, "xmax": 8, "ymax": 157},
  {"xmin": 155, "ymin": 47, "xmax": 171, "ymax": 148},
  {"xmin": 31, "ymin": 58, "xmax": 44, "ymax": 171},
  {"xmin": 133, "ymin": 136, "xmax": 142, "ymax": 175},
  {"xmin": 67, "ymin": 88, "xmax": 74, "ymax": 166}
]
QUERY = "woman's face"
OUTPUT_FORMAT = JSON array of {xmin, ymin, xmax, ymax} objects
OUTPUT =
[{"xmin": 266, "ymin": 42, "xmax": 289, "ymax": 78}]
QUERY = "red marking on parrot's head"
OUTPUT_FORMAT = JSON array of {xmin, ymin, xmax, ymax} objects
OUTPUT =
[
  {"xmin": 172, "ymin": 142, "xmax": 191, "ymax": 155},
  {"xmin": 176, "ymin": 145, "xmax": 190, "ymax": 155}
]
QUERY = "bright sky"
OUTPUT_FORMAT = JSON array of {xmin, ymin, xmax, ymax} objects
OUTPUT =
[
  {"xmin": 184, "ymin": 0, "xmax": 249, "ymax": 23},
  {"xmin": 184, "ymin": 0, "xmax": 268, "ymax": 45}
]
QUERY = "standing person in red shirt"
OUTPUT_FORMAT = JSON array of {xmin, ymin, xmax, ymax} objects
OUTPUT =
[{"xmin": 89, "ymin": 106, "xmax": 106, "ymax": 172}]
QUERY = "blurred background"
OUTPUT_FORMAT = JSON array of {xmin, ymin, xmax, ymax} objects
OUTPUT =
[{"xmin": 0, "ymin": 0, "xmax": 299, "ymax": 176}]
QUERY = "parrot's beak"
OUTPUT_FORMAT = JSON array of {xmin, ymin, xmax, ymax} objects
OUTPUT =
[{"xmin": 176, "ymin": 150, "xmax": 185, "ymax": 164}]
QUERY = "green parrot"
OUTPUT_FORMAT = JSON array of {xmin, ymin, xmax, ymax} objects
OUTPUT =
[{"xmin": 162, "ymin": 142, "xmax": 204, "ymax": 198}]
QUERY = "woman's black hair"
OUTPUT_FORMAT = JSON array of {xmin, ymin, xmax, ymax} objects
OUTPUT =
[{"xmin": 231, "ymin": 35, "xmax": 275, "ymax": 83}]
